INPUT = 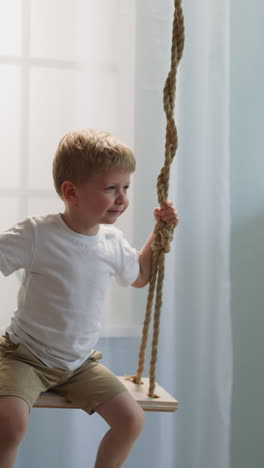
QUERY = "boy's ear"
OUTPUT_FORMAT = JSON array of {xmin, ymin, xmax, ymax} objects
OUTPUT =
[{"xmin": 61, "ymin": 181, "xmax": 78, "ymax": 203}]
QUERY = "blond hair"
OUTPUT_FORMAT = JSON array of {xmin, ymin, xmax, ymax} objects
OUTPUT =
[{"xmin": 53, "ymin": 128, "xmax": 136, "ymax": 198}]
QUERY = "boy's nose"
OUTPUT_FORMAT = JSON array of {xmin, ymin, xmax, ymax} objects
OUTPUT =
[{"xmin": 116, "ymin": 191, "xmax": 126, "ymax": 204}]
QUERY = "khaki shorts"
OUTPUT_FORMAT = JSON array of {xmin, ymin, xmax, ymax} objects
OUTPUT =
[{"xmin": 0, "ymin": 334, "xmax": 127, "ymax": 415}]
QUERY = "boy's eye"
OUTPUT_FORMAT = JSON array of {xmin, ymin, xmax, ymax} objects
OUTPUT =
[{"xmin": 104, "ymin": 185, "xmax": 130, "ymax": 192}]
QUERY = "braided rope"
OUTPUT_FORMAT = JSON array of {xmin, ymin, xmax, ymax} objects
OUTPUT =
[{"xmin": 132, "ymin": 0, "xmax": 185, "ymax": 397}]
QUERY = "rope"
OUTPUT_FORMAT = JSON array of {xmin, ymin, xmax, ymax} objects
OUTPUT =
[{"xmin": 132, "ymin": 0, "xmax": 185, "ymax": 397}]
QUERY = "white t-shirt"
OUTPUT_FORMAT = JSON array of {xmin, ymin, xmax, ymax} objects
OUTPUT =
[{"xmin": 0, "ymin": 213, "xmax": 139, "ymax": 370}]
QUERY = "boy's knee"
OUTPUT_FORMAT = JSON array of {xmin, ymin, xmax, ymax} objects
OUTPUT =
[
  {"xmin": 134, "ymin": 406, "xmax": 145, "ymax": 436},
  {"xmin": 0, "ymin": 397, "xmax": 29, "ymax": 445},
  {"xmin": 125, "ymin": 404, "xmax": 145, "ymax": 439},
  {"xmin": 0, "ymin": 414, "xmax": 27, "ymax": 446},
  {"xmin": 96, "ymin": 391, "xmax": 144, "ymax": 440}
]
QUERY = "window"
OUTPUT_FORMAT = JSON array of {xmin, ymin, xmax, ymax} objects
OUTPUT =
[{"xmin": 0, "ymin": 0, "xmax": 137, "ymax": 334}]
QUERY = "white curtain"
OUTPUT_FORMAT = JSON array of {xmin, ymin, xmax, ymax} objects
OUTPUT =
[
  {"xmin": 0, "ymin": 1, "xmax": 232, "ymax": 467},
  {"xmin": 134, "ymin": 0, "xmax": 232, "ymax": 467},
  {"xmin": 159, "ymin": 1, "xmax": 232, "ymax": 467}
]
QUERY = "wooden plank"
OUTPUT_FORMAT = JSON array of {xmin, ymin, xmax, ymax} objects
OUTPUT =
[{"xmin": 34, "ymin": 377, "xmax": 178, "ymax": 412}]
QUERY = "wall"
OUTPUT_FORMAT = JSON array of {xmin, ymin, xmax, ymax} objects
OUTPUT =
[{"xmin": 230, "ymin": 1, "xmax": 264, "ymax": 467}]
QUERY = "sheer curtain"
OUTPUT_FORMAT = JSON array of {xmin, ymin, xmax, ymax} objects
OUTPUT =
[
  {"xmin": 0, "ymin": 1, "xmax": 232, "ymax": 467},
  {"xmin": 134, "ymin": 0, "xmax": 232, "ymax": 467},
  {"xmin": 163, "ymin": 1, "xmax": 232, "ymax": 467}
]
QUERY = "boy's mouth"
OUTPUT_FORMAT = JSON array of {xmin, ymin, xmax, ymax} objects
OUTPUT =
[{"xmin": 108, "ymin": 210, "xmax": 122, "ymax": 214}]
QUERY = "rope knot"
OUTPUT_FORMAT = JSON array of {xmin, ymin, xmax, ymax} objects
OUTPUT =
[{"xmin": 152, "ymin": 221, "xmax": 174, "ymax": 253}]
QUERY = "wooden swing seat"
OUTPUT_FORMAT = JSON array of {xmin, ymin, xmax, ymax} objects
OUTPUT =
[{"xmin": 34, "ymin": 377, "xmax": 178, "ymax": 412}]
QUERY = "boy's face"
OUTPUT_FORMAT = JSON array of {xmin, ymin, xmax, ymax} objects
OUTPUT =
[{"xmin": 73, "ymin": 168, "xmax": 131, "ymax": 226}]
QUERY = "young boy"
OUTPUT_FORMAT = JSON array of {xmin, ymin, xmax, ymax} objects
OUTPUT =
[{"xmin": 0, "ymin": 128, "xmax": 179, "ymax": 468}]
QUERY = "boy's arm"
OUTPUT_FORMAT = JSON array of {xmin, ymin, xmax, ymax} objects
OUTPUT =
[
  {"xmin": 132, "ymin": 201, "xmax": 179, "ymax": 288},
  {"xmin": 132, "ymin": 232, "xmax": 155, "ymax": 288}
]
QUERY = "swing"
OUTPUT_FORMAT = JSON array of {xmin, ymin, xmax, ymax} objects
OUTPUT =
[{"xmin": 34, "ymin": 0, "xmax": 184, "ymax": 413}]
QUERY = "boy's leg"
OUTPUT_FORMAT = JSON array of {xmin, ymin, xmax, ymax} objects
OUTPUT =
[
  {"xmin": 50, "ymin": 351, "xmax": 144, "ymax": 467},
  {"xmin": 0, "ymin": 336, "xmax": 57, "ymax": 468},
  {"xmin": 94, "ymin": 391, "xmax": 144, "ymax": 468},
  {"xmin": 0, "ymin": 396, "xmax": 29, "ymax": 468}
]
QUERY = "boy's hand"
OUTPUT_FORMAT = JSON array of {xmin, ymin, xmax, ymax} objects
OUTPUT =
[
  {"xmin": 133, "ymin": 201, "xmax": 179, "ymax": 288},
  {"xmin": 153, "ymin": 201, "xmax": 179, "ymax": 227}
]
